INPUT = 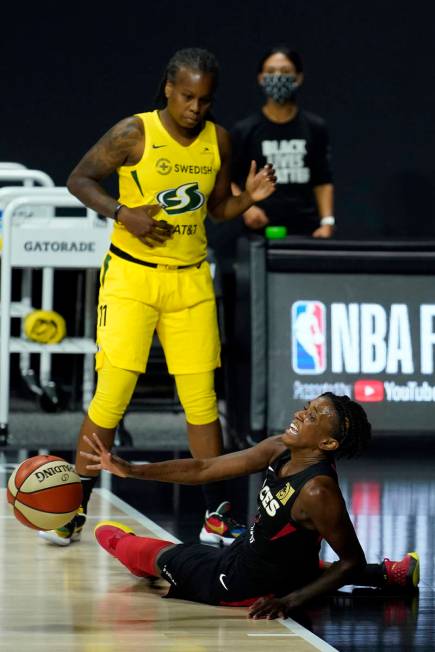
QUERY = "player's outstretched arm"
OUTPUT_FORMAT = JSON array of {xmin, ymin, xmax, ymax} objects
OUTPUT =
[{"xmin": 80, "ymin": 432, "xmax": 284, "ymax": 485}]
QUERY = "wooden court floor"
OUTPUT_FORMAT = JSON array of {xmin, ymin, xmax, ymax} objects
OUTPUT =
[{"xmin": 0, "ymin": 486, "xmax": 337, "ymax": 652}]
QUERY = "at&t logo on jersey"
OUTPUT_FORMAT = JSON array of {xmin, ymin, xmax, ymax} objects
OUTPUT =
[
  {"xmin": 157, "ymin": 182, "xmax": 205, "ymax": 215},
  {"xmin": 292, "ymin": 301, "xmax": 326, "ymax": 374}
]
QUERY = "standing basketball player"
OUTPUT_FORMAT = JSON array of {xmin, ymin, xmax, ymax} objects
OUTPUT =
[
  {"xmin": 38, "ymin": 48, "xmax": 276, "ymax": 547},
  {"xmin": 82, "ymin": 393, "xmax": 420, "ymax": 616}
]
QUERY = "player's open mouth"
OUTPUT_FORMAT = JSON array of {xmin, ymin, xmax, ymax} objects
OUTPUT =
[{"xmin": 286, "ymin": 421, "xmax": 299, "ymax": 435}]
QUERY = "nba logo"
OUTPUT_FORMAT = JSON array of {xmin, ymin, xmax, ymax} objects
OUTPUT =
[{"xmin": 291, "ymin": 301, "xmax": 326, "ymax": 374}]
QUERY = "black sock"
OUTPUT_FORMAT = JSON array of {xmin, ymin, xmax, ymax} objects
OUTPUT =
[
  {"xmin": 201, "ymin": 481, "xmax": 228, "ymax": 513},
  {"xmin": 350, "ymin": 562, "xmax": 385, "ymax": 588},
  {"xmin": 79, "ymin": 475, "xmax": 99, "ymax": 513}
]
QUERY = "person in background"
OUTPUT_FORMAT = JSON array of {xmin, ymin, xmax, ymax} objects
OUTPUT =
[
  {"xmin": 206, "ymin": 46, "xmax": 336, "ymax": 441},
  {"xmin": 38, "ymin": 47, "xmax": 276, "ymax": 548},
  {"xmin": 231, "ymin": 45, "xmax": 335, "ymax": 237}
]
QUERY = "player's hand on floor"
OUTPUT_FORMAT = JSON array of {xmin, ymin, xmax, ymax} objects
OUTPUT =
[
  {"xmin": 80, "ymin": 433, "xmax": 131, "ymax": 478},
  {"xmin": 248, "ymin": 595, "xmax": 295, "ymax": 619}
]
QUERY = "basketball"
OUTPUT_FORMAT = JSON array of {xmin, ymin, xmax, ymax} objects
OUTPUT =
[{"xmin": 7, "ymin": 455, "xmax": 83, "ymax": 530}]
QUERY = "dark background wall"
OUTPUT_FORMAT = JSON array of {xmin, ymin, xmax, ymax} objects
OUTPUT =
[{"xmin": 2, "ymin": 1, "xmax": 435, "ymax": 238}]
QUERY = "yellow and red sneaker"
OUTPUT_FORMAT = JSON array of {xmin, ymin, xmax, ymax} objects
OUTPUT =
[
  {"xmin": 383, "ymin": 552, "xmax": 420, "ymax": 590},
  {"xmin": 199, "ymin": 501, "xmax": 246, "ymax": 547}
]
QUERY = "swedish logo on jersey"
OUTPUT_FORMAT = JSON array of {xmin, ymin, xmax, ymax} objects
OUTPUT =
[
  {"xmin": 157, "ymin": 182, "xmax": 205, "ymax": 216},
  {"xmin": 276, "ymin": 483, "xmax": 295, "ymax": 506}
]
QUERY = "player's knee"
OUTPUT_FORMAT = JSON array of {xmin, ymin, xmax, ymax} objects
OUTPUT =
[
  {"xmin": 183, "ymin": 397, "xmax": 218, "ymax": 425},
  {"xmin": 175, "ymin": 371, "xmax": 218, "ymax": 425},
  {"xmin": 88, "ymin": 392, "xmax": 128, "ymax": 429},
  {"xmin": 88, "ymin": 353, "xmax": 138, "ymax": 428}
]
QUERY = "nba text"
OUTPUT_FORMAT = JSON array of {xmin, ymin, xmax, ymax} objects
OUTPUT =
[{"xmin": 292, "ymin": 302, "xmax": 435, "ymax": 375}]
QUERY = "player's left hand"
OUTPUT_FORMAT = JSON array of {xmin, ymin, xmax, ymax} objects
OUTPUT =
[
  {"xmin": 245, "ymin": 161, "xmax": 276, "ymax": 203},
  {"xmin": 248, "ymin": 594, "xmax": 298, "ymax": 619}
]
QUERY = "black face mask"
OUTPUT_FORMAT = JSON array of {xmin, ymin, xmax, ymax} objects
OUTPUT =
[{"xmin": 260, "ymin": 74, "xmax": 299, "ymax": 104}]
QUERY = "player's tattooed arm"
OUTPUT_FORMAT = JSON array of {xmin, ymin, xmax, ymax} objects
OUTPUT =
[{"xmin": 67, "ymin": 116, "xmax": 144, "ymax": 218}]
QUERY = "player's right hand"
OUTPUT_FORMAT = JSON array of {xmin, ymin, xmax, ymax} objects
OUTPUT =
[
  {"xmin": 80, "ymin": 433, "xmax": 132, "ymax": 478},
  {"xmin": 117, "ymin": 204, "xmax": 173, "ymax": 247}
]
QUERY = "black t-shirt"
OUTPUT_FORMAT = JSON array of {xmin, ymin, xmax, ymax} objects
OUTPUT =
[{"xmin": 231, "ymin": 109, "xmax": 333, "ymax": 235}]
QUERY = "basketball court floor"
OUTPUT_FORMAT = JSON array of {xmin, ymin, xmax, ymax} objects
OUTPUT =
[{"xmin": 1, "ymin": 433, "xmax": 434, "ymax": 652}]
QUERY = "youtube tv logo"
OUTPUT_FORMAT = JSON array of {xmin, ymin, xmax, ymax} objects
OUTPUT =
[{"xmin": 354, "ymin": 380, "xmax": 385, "ymax": 402}]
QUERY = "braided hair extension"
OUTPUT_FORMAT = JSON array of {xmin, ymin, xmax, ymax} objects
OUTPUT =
[
  {"xmin": 321, "ymin": 393, "xmax": 372, "ymax": 459},
  {"xmin": 154, "ymin": 47, "xmax": 219, "ymax": 109}
]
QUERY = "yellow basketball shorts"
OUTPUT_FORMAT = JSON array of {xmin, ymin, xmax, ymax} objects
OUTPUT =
[{"xmin": 96, "ymin": 252, "xmax": 221, "ymax": 374}]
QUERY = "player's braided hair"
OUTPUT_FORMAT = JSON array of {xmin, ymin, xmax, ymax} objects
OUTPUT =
[
  {"xmin": 155, "ymin": 47, "xmax": 219, "ymax": 108},
  {"xmin": 321, "ymin": 392, "xmax": 372, "ymax": 459}
]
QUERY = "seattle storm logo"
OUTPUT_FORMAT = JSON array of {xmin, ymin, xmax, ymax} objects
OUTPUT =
[{"xmin": 157, "ymin": 183, "xmax": 205, "ymax": 215}]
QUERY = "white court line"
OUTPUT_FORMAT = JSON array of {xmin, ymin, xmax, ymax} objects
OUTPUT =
[
  {"xmin": 279, "ymin": 617, "xmax": 339, "ymax": 652},
  {"xmin": 248, "ymin": 632, "xmax": 296, "ymax": 637},
  {"xmin": 97, "ymin": 487, "xmax": 339, "ymax": 652}
]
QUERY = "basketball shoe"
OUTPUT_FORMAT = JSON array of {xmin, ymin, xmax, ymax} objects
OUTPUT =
[
  {"xmin": 94, "ymin": 521, "xmax": 157, "ymax": 578},
  {"xmin": 383, "ymin": 552, "xmax": 420, "ymax": 590},
  {"xmin": 199, "ymin": 501, "xmax": 246, "ymax": 546},
  {"xmin": 38, "ymin": 507, "xmax": 87, "ymax": 546},
  {"xmin": 94, "ymin": 521, "xmax": 135, "ymax": 557}
]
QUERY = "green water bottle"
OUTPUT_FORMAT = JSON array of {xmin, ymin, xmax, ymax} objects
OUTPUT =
[{"xmin": 265, "ymin": 225, "xmax": 287, "ymax": 239}]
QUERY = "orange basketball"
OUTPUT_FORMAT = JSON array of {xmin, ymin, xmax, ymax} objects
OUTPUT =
[{"xmin": 7, "ymin": 455, "xmax": 83, "ymax": 530}]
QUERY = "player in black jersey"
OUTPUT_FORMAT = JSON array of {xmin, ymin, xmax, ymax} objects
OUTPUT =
[{"xmin": 81, "ymin": 393, "xmax": 420, "ymax": 618}]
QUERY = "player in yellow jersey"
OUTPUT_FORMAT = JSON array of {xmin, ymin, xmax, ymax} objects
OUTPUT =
[{"xmin": 39, "ymin": 48, "xmax": 276, "ymax": 547}]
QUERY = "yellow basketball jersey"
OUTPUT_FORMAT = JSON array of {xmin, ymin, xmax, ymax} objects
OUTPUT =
[{"xmin": 113, "ymin": 110, "xmax": 221, "ymax": 265}]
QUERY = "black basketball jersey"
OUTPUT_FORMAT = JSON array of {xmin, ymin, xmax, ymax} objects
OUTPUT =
[
  {"xmin": 249, "ymin": 449, "xmax": 337, "ymax": 561},
  {"xmin": 218, "ymin": 450, "xmax": 338, "ymax": 600}
]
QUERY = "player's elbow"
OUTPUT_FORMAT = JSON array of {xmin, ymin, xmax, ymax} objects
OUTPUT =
[
  {"xmin": 66, "ymin": 170, "xmax": 81, "ymax": 198},
  {"xmin": 207, "ymin": 204, "xmax": 225, "ymax": 222}
]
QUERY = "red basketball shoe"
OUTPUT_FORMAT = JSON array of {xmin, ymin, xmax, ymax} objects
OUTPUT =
[
  {"xmin": 383, "ymin": 552, "xmax": 420, "ymax": 590},
  {"xmin": 94, "ymin": 521, "xmax": 135, "ymax": 557}
]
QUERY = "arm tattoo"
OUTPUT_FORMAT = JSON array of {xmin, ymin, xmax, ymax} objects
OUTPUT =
[{"xmin": 76, "ymin": 118, "xmax": 143, "ymax": 181}]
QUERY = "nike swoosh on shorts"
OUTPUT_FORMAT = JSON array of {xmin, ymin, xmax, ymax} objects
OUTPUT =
[{"xmin": 219, "ymin": 574, "xmax": 229, "ymax": 590}]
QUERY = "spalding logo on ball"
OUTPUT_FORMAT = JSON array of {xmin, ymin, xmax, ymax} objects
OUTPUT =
[
  {"xmin": 7, "ymin": 455, "xmax": 82, "ymax": 530},
  {"xmin": 24, "ymin": 309, "xmax": 66, "ymax": 344}
]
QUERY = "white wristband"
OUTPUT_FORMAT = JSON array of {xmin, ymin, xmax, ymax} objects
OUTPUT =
[{"xmin": 320, "ymin": 216, "xmax": 335, "ymax": 226}]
